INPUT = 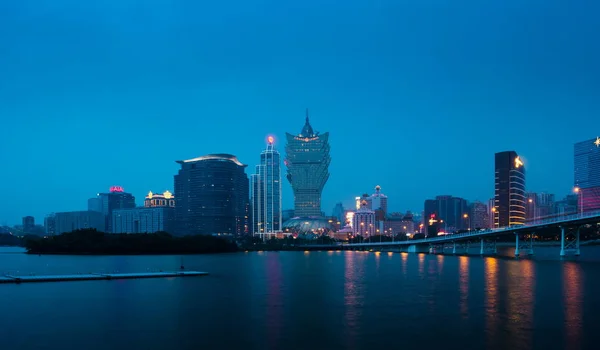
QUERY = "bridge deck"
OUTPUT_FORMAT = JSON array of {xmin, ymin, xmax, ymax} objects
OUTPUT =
[
  {"xmin": 337, "ymin": 210, "xmax": 600, "ymax": 248},
  {"xmin": 0, "ymin": 271, "xmax": 208, "ymax": 284}
]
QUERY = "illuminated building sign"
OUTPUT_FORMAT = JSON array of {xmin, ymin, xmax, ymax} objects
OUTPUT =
[
  {"xmin": 595, "ymin": 137, "xmax": 600, "ymax": 147},
  {"xmin": 110, "ymin": 186, "xmax": 124, "ymax": 193},
  {"xmin": 514, "ymin": 156, "xmax": 523, "ymax": 169}
]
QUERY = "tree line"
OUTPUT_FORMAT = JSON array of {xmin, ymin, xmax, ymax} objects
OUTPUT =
[{"xmin": 25, "ymin": 229, "xmax": 238, "ymax": 255}]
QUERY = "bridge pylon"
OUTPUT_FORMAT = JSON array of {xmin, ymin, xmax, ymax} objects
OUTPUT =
[
  {"xmin": 559, "ymin": 226, "xmax": 580, "ymax": 257},
  {"xmin": 514, "ymin": 233, "xmax": 534, "ymax": 258},
  {"xmin": 452, "ymin": 241, "xmax": 469, "ymax": 254},
  {"xmin": 479, "ymin": 238, "xmax": 497, "ymax": 255}
]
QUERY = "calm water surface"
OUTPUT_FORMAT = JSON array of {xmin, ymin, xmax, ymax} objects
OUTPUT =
[{"xmin": 1, "ymin": 246, "xmax": 600, "ymax": 350}]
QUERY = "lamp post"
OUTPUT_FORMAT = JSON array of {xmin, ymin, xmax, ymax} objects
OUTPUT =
[
  {"xmin": 574, "ymin": 187, "xmax": 583, "ymax": 216},
  {"xmin": 528, "ymin": 198, "xmax": 536, "ymax": 224},
  {"xmin": 463, "ymin": 213, "xmax": 470, "ymax": 231}
]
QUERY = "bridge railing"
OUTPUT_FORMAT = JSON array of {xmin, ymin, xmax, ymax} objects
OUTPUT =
[{"xmin": 345, "ymin": 209, "xmax": 600, "ymax": 247}]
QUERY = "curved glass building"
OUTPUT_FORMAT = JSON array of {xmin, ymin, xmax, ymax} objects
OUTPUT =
[
  {"xmin": 285, "ymin": 110, "xmax": 331, "ymax": 217},
  {"xmin": 494, "ymin": 151, "xmax": 526, "ymax": 227},
  {"xmin": 174, "ymin": 154, "xmax": 249, "ymax": 236}
]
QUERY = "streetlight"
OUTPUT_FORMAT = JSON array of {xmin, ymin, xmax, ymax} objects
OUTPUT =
[
  {"xmin": 528, "ymin": 198, "xmax": 536, "ymax": 224},
  {"xmin": 491, "ymin": 207, "xmax": 497, "ymax": 228},
  {"xmin": 574, "ymin": 187, "xmax": 583, "ymax": 216},
  {"xmin": 463, "ymin": 213, "xmax": 471, "ymax": 231}
]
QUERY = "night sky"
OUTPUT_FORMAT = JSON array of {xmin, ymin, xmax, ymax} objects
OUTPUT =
[{"xmin": 1, "ymin": 0, "xmax": 599, "ymax": 225}]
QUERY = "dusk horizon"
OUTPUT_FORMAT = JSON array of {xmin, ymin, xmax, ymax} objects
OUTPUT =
[{"xmin": 2, "ymin": 0, "xmax": 599, "ymax": 226}]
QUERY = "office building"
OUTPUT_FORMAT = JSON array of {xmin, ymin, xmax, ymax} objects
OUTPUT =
[
  {"xmin": 494, "ymin": 151, "xmax": 526, "ymax": 227},
  {"xmin": 54, "ymin": 211, "xmax": 105, "ymax": 234},
  {"xmin": 44, "ymin": 214, "xmax": 56, "ymax": 236},
  {"xmin": 112, "ymin": 207, "xmax": 175, "ymax": 234},
  {"xmin": 285, "ymin": 110, "xmax": 330, "ymax": 217},
  {"xmin": 424, "ymin": 195, "xmax": 469, "ymax": 232},
  {"xmin": 574, "ymin": 137, "xmax": 600, "ymax": 212},
  {"xmin": 384, "ymin": 212, "xmax": 415, "ymax": 235},
  {"xmin": 175, "ymin": 154, "xmax": 249, "ymax": 236},
  {"xmin": 88, "ymin": 197, "xmax": 103, "ymax": 212},
  {"xmin": 251, "ymin": 136, "xmax": 282, "ymax": 239},
  {"xmin": 22, "ymin": 216, "xmax": 35, "ymax": 234},
  {"xmin": 469, "ymin": 201, "xmax": 489, "ymax": 230},
  {"xmin": 331, "ymin": 203, "xmax": 345, "ymax": 224},
  {"xmin": 368, "ymin": 185, "xmax": 388, "ymax": 214},
  {"xmin": 352, "ymin": 200, "xmax": 375, "ymax": 237},
  {"xmin": 89, "ymin": 187, "xmax": 136, "ymax": 233}
]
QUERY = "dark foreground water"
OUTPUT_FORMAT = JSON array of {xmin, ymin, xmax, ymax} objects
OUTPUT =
[{"xmin": 1, "ymin": 246, "xmax": 600, "ymax": 350}]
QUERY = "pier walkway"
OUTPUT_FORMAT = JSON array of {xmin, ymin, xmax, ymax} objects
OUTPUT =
[{"xmin": 0, "ymin": 271, "xmax": 208, "ymax": 284}]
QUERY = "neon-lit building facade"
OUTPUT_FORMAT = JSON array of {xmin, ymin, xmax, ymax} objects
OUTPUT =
[
  {"xmin": 352, "ymin": 200, "xmax": 375, "ymax": 237},
  {"xmin": 574, "ymin": 137, "xmax": 600, "ymax": 212},
  {"xmin": 285, "ymin": 110, "xmax": 330, "ymax": 217},
  {"xmin": 251, "ymin": 136, "xmax": 282, "ymax": 239},
  {"xmin": 494, "ymin": 151, "xmax": 526, "ymax": 227},
  {"xmin": 90, "ymin": 187, "xmax": 136, "ymax": 233},
  {"xmin": 174, "ymin": 154, "xmax": 249, "ymax": 236},
  {"xmin": 144, "ymin": 190, "xmax": 175, "ymax": 208}
]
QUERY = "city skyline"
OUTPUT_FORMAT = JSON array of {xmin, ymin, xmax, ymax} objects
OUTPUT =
[{"xmin": 1, "ymin": 1, "xmax": 599, "ymax": 225}]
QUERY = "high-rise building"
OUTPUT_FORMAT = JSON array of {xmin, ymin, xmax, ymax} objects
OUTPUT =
[
  {"xmin": 285, "ymin": 110, "xmax": 330, "ymax": 217},
  {"xmin": 574, "ymin": 137, "xmax": 600, "ymax": 212},
  {"xmin": 469, "ymin": 201, "xmax": 489, "ymax": 230},
  {"xmin": 367, "ymin": 185, "xmax": 388, "ymax": 234},
  {"xmin": 367, "ymin": 185, "xmax": 388, "ymax": 214},
  {"xmin": 112, "ymin": 190, "xmax": 176, "ymax": 234},
  {"xmin": 251, "ymin": 136, "xmax": 282, "ymax": 239},
  {"xmin": 488, "ymin": 198, "xmax": 495, "ymax": 229},
  {"xmin": 89, "ymin": 187, "xmax": 136, "ymax": 233},
  {"xmin": 88, "ymin": 197, "xmax": 103, "ymax": 212},
  {"xmin": 352, "ymin": 200, "xmax": 375, "ymax": 237},
  {"xmin": 331, "ymin": 203, "xmax": 345, "ymax": 224},
  {"xmin": 54, "ymin": 211, "xmax": 106, "ymax": 234},
  {"xmin": 494, "ymin": 151, "xmax": 526, "ymax": 227},
  {"xmin": 112, "ymin": 207, "xmax": 175, "ymax": 234},
  {"xmin": 22, "ymin": 216, "xmax": 35, "ymax": 234},
  {"xmin": 423, "ymin": 195, "xmax": 469, "ymax": 232},
  {"xmin": 44, "ymin": 214, "xmax": 56, "ymax": 236},
  {"xmin": 174, "ymin": 154, "xmax": 249, "ymax": 236}
]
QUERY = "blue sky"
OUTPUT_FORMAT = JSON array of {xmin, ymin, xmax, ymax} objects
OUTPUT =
[{"xmin": 0, "ymin": 0, "xmax": 598, "ymax": 225}]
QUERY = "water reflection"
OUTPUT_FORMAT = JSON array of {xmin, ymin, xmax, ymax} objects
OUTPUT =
[
  {"xmin": 418, "ymin": 254, "xmax": 425, "ymax": 275},
  {"xmin": 459, "ymin": 256, "xmax": 469, "ymax": 319},
  {"xmin": 436, "ymin": 254, "xmax": 444, "ymax": 275},
  {"xmin": 344, "ymin": 252, "xmax": 365, "ymax": 349},
  {"xmin": 563, "ymin": 262, "xmax": 583, "ymax": 350},
  {"xmin": 401, "ymin": 253, "xmax": 408, "ymax": 275},
  {"xmin": 505, "ymin": 259, "xmax": 535, "ymax": 349},
  {"xmin": 266, "ymin": 253, "xmax": 283, "ymax": 349},
  {"xmin": 485, "ymin": 257, "xmax": 499, "ymax": 347}
]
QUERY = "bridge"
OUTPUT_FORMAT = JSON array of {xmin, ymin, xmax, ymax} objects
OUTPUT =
[{"xmin": 307, "ymin": 210, "xmax": 600, "ymax": 257}]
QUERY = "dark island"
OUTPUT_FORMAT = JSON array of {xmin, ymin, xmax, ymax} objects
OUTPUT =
[{"xmin": 25, "ymin": 229, "xmax": 238, "ymax": 255}]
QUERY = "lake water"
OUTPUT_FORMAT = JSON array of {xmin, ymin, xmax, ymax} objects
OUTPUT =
[{"xmin": 1, "ymin": 246, "xmax": 600, "ymax": 350}]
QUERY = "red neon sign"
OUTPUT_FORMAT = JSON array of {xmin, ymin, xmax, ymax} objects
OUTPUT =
[{"xmin": 110, "ymin": 186, "xmax": 124, "ymax": 193}]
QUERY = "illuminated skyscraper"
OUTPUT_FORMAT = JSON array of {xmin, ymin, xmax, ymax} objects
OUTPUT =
[
  {"xmin": 494, "ymin": 151, "xmax": 526, "ymax": 227},
  {"xmin": 574, "ymin": 137, "xmax": 600, "ymax": 212},
  {"xmin": 251, "ymin": 136, "xmax": 282, "ymax": 239},
  {"xmin": 285, "ymin": 110, "xmax": 330, "ymax": 217}
]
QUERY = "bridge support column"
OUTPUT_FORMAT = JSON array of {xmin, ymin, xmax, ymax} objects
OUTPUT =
[
  {"xmin": 560, "ymin": 227, "xmax": 565, "ymax": 257},
  {"xmin": 515, "ymin": 234, "xmax": 520, "ymax": 258},
  {"xmin": 576, "ymin": 227, "xmax": 581, "ymax": 256},
  {"xmin": 480, "ymin": 239, "xmax": 484, "ymax": 255},
  {"xmin": 452, "ymin": 242, "xmax": 457, "ymax": 254}
]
